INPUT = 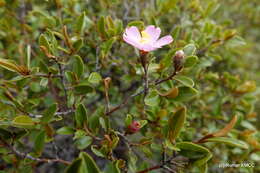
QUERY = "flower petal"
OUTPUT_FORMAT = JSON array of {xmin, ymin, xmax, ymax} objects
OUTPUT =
[
  {"xmin": 144, "ymin": 25, "xmax": 161, "ymax": 41},
  {"xmin": 140, "ymin": 44, "xmax": 157, "ymax": 52},
  {"xmin": 155, "ymin": 35, "xmax": 173, "ymax": 47},
  {"xmin": 124, "ymin": 26, "xmax": 141, "ymax": 42},
  {"xmin": 123, "ymin": 34, "xmax": 143, "ymax": 50}
]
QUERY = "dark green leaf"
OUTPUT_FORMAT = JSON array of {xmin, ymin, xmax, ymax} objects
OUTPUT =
[
  {"xmin": 75, "ymin": 136, "xmax": 93, "ymax": 150},
  {"xmin": 168, "ymin": 107, "xmax": 186, "ymax": 142},
  {"xmin": 72, "ymin": 55, "xmax": 84, "ymax": 78},
  {"xmin": 34, "ymin": 131, "xmax": 45, "ymax": 154},
  {"xmin": 57, "ymin": 126, "xmax": 74, "ymax": 135},
  {"xmin": 75, "ymin": 104, "xmax": 87, "ymax": 128},
  {"xmin": 41, "ymin": 103, "xmax": 57, "ymax": 123},
  {"xmin": 79, "ymin": 152, "xmax": 101, "ymax": 173}
]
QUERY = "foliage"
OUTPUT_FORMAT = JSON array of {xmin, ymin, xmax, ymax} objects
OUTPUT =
[{"xmin": 0, "ymin": 0, "xmax": 259, "ymax": 173}]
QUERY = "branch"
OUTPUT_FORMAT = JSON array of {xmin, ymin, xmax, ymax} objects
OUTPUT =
[
  {"xmin": 136, "ymin": 156, "xmax": 188, "ymax": 173},
  {"xmin": 0, "ymin": 137, "xmax": 71, "ymax": 165},
  {"xmin": 106, "ymin": 70, "xmax": 178, "ymax": 116}
]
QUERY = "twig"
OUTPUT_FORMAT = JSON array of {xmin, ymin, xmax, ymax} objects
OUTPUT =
[
  {"xmin": 105, "ymin": 89, "xmax": 144, "ymax": 115},
  {"xmin": 136, "ymin": 156, "xmax": 187, "ymax": 173},
  {"xmin": 29, "ymin": 109, "xmax": 74, "ymax": 118},
  {"xmin": 106, "ymin": 70, "xmax": 178, "ymax": 116},
  {"xmin": 0, "ymin": 137, "xmax": 70, "ymax": 165},
  {"xmin": 155, "ymin": 71, "xmax": 177, "ymax": 85},
  {"xmin": 55, "ymin": 59, "xmax": 68, "ymax": 107}
]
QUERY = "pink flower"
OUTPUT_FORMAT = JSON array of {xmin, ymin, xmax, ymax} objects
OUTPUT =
[{"xmin": 123, "ymin": 25, "xmax": 173, "ymax": 52}]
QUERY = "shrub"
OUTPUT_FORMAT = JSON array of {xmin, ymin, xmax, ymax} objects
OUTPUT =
[{"xmin": 0, "ymin": 0, "xmax": 259, "ymax": 173}]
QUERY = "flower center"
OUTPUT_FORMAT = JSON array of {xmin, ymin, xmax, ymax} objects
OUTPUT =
[{"xmin": 140, "ymin": 31, "xmax": 151, "ymax": 44}]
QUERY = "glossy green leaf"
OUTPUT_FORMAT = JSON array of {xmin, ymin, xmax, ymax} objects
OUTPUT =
[
  {"xmin": 174, "ymin": 75, "xmax": 194, "ymax": 88},
  {"xmin": 75, "ymin": 12, "xmax": 86, "ymax": 34},
  {"xmin": 127, "ymin": 21, "xmax": 144, "ymax": 28},
  {"xmin": 74, "ymin": 84, "xmax": 93, "ymax": 94},
  {"xmin": 174, "ymin": 87, "xmax": 198, "ymax": 102},
  {"xmin": 88, "ymin": 72, "xmax": 102, "ymax": 84},
  {"xmin": 205, "ymin": 137, "xmax": 248, "ymax": 149},
  {"xmin": 73, "ymin": 39, "xmax": 84, "ymax": 53},
  {"xmin": 183, "ymin": 44, "xmax": 196, "ymax": 56},
  {"xmin": 97, "ymin": 16, "xmax": 107, "ymax": 38},
  {"xmin": 144, "ymin": 90, "xmax": 160, "ymax": 106},
  {"xmin": 79, "ymin": 152, "xmax": 101, "ymax": 173},
  {"xmin": 38, "ymin": 34, "xmax": 50, "ymax": 51},
  {"xmin": 168, "ymin": 107, "xmax": 186, "ymax": 142},
  {"xmin": 75, "ymin": 104, "xmax": 88, "ymax": 128},
  {"xmin": 66, "ymin": 158, "xmax": 82, "ymax": 173},
  {"xmin": 176, "ymin": 142, "xmax": 212, "ymax": 166},
  {"xmin": 184, "ymin": 55, "xmax": 198, "ymax": 67},
  {"xmin": 125, "ymin": 114, "xmax": 133, "ymax": 126},
  {"xmin": 75, "ymin": 136, "xmax": 93, "ymax": 150},
  {"xmin": 12, "ymin": 115, "xmax": 35, "ymax": 126},
  {"xmin": 57, "ymin": 126, "xmax": 74, "ymax": 135},
  {"xmin": 73, "ymin": 55, "xmax": 84, "ymax": 78}
]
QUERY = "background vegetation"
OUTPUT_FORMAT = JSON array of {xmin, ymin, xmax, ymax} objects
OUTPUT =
[{"xmin": 0, "ymin": 0, "xmax": 259, "ymax": 173}]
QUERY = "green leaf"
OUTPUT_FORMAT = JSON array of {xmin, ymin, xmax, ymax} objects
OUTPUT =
[
  {"xmin": 101, "ymin": 37, "xmax": 116, "ymax": 56},
  {"xmin": 174, "ymin": 87, "xmax": 198, "ymax": 102},
  {"xmin": 79, "ymin": 152, "xmax": 101, "ymax": 173},
  {"xmin": 205, "ymin": 137, "xmax": 248, "ymax": 149},
  {"xmin": 75, "ymin": 104, "xmax": 88, "ymax": 128},
  {"xmin": 73, "ymin": 55, "xmax": 84, "ymax": 78},
  {"xmin": 125, "ymin": 114, "xmax": 133, "ymax": 126},
  {"xmin": 184, "ymin": 55, "xmax": 198, "ymax": 67},
  {"xmin": 168, "ymin": 107, "xmax": 186, "ymax": 142},
  {"xmin": 176, "ymin": 142, "xmax": 210, "ymax": 153},
  {"xmin": 75, "ymin": 136, "xmax": 93, "ymax": 150},
  {"xmin": 75, "ymin": 12, "xmax": 86, "ymax": 34},
  {"xmin": 176, "ymin": 142, "xmax": 212, "ymax": 166},
  {"xmin": 40, "ymin": 78, "xmax": 48, "ymax": 87},
  {"xmin": 0, "ymin": 58, "xmax": 22, "ymax": 73},
  {"xmin": 38, "ymin": 34, "xmax": 50, "ymax": 51},
  {"xmin": 171, "ymin": 26, "xmax": 181, "ymax": 39},
  {"xmin": 104, "ymin": 161, "xmax": 121, "ymax": 173},
  {"xmin": 74, "ymin": 84, "xmax": 93, "ymax": 94},
  {"xmin": 66, "ymin": 158, "xmax": 82, "ymax": 173},
  {"xmin": 88, "ymin": 72, "xmax": 102, "ymax": 84},
  {"xmin": 227, "ymin": 36, "xmax": 246, "ymax": 48},
  {"xmin": 73, "ymin": 39, "xmax": 84, "ymax": 53},
  {"xmin": 97, "ymin": 16, "xmax": 107, "ymax": 38},
  {"xmin": 174, "ymin": 75, "xmax": 194, "ymax": 88},
  {"xmin": 127, "ymin": 21, "xmax": 144, "ymax": 29},
  {"xmin": 34, "ymin": 131, "xmax": 45, "ymax": 154},
  {"xmin": 57, "ymin": 126, "xmax": 74, "ymax": 135},
  {"xmin": 139, "ymin": 120, "xmax": 148, "ymax": 128},
  {"xmin": 91, "ymin": 146, "xmax": 105, "ymax": 158},
  {"xmin": 12, "ymin": 115, "xmax": 35, "ymax": 126},
  {"xmin": 144, "ymin": 90, "xmax": 160, "ymax": 106},
  {"xmin": 183, "ymin": 44, "xmax": 196, "ymax": 56},
  {"xmin": 41, "ymin": 103, "xmax": 57, "ymax": 123}
]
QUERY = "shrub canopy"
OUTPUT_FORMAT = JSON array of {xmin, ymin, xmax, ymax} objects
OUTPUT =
[{"xmin": 0, "ymin": 0, "xmax": 259, "ymax": 173}]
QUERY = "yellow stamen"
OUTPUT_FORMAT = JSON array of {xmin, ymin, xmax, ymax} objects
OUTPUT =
[{"xmin": 140, "ymin": 31, "xmax": 151, "ymax": 44}]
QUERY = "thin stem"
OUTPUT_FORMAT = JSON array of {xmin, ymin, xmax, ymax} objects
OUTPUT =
[
  {"xmin": 106, "ymin": 69, "xmax": 178, "ymax": 116},
  {"xmin": 0, "ymin": 137, "xmax": 70, "ymax": 165}
]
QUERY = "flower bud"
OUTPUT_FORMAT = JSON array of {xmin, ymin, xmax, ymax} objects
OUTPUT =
[
  {"xmin": 173, "ymin": 50, "xmax": 185, "ymax": 72},
  {"xmin": 127, "ymin": 121, "xmax": 141, "ymax": 134}
]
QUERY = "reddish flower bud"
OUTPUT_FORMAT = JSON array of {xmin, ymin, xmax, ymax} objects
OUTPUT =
[
  {"xmin": 173, "ymin": 50, "xmax": 185, "ymax": 72},
  {"xmin": 127, "ymin": 121, "xmax": 141, "ymax": 134}
]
